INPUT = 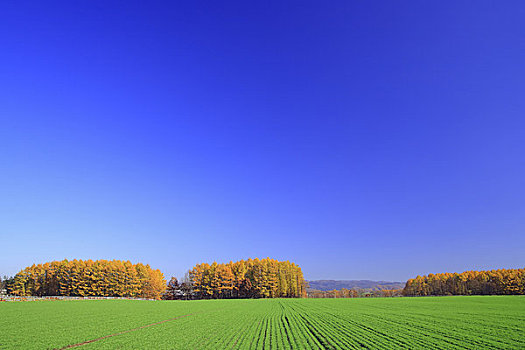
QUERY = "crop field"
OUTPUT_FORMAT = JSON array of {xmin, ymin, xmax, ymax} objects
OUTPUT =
[{"xmin": 1, "ymin": 296, "xmax": 524, "ymax": 349}]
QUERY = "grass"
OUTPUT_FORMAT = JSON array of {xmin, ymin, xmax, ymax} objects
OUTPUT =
[{"xmin": 0, "ymin": 296, "xmax": 524, "ymax": 349}]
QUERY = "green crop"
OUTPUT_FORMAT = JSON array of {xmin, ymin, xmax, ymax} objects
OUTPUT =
[{"xmin": 0, "ymin": 296, "xmax": 523, "ymax": 349}]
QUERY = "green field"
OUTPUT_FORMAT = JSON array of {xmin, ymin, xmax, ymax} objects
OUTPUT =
[{"xmin": 1, "ymin": 296, "xmax": 524, "ymax": 349}]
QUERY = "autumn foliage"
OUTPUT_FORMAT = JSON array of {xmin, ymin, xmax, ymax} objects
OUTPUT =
[
  {"xmin": 403, "ymin": 268, "xmax": 525, "ymax": 296},
  {"xmin": 189, "ymin": 258, "xmax": 307, "ymax": 299},
  {"xmin": 9, "ymin": 259, "xmax": 166, "ymax": 300}
]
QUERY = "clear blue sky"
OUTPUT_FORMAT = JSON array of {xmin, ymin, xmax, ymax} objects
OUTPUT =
[{"xmin": 1, "ymin": 1, "xmax": 524, "ymax": 281}]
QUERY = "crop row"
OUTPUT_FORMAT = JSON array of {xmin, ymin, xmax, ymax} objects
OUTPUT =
[{"xmin": 1, "ymin": 297, "xmax": 524, "ymax": 349}]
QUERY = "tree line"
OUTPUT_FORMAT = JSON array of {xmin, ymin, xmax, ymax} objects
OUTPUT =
[
  {"xmin": 402, "ymin": 268, "xmax": 525, "ymax": 296},
  {"xmin": 5, "ymin": 259, "xmax": 166, "ymax": 300},
  {"xmin": 189, "ymin": 258, "xmax": 307, "ymax": 299},
  {"xmin": 5, "ymin": 261, "xmax": 523, "ymax": 300},
  {"xmin": 3, "ymin": 258, "xmax": 307, "ymax": 300}
]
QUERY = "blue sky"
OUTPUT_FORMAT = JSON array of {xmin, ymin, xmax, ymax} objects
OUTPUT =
[{"xmin": 1, "ymin": 1, "xmax": 524, "ymax": 281}]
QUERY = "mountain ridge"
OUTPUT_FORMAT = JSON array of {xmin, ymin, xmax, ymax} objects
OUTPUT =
[{"xmin": 307, "ymin": 280, "xmax": 405, "ymax": 291}]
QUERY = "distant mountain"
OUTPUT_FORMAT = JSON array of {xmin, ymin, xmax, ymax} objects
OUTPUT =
[{"xmin": 307, "ymin": 280, "xmax": 405, "ymax": 291}]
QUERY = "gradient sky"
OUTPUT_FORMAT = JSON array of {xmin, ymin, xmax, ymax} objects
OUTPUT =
[{"xmin": 1, "ymin": 1, "xmax": 524, "ymax": 281}]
